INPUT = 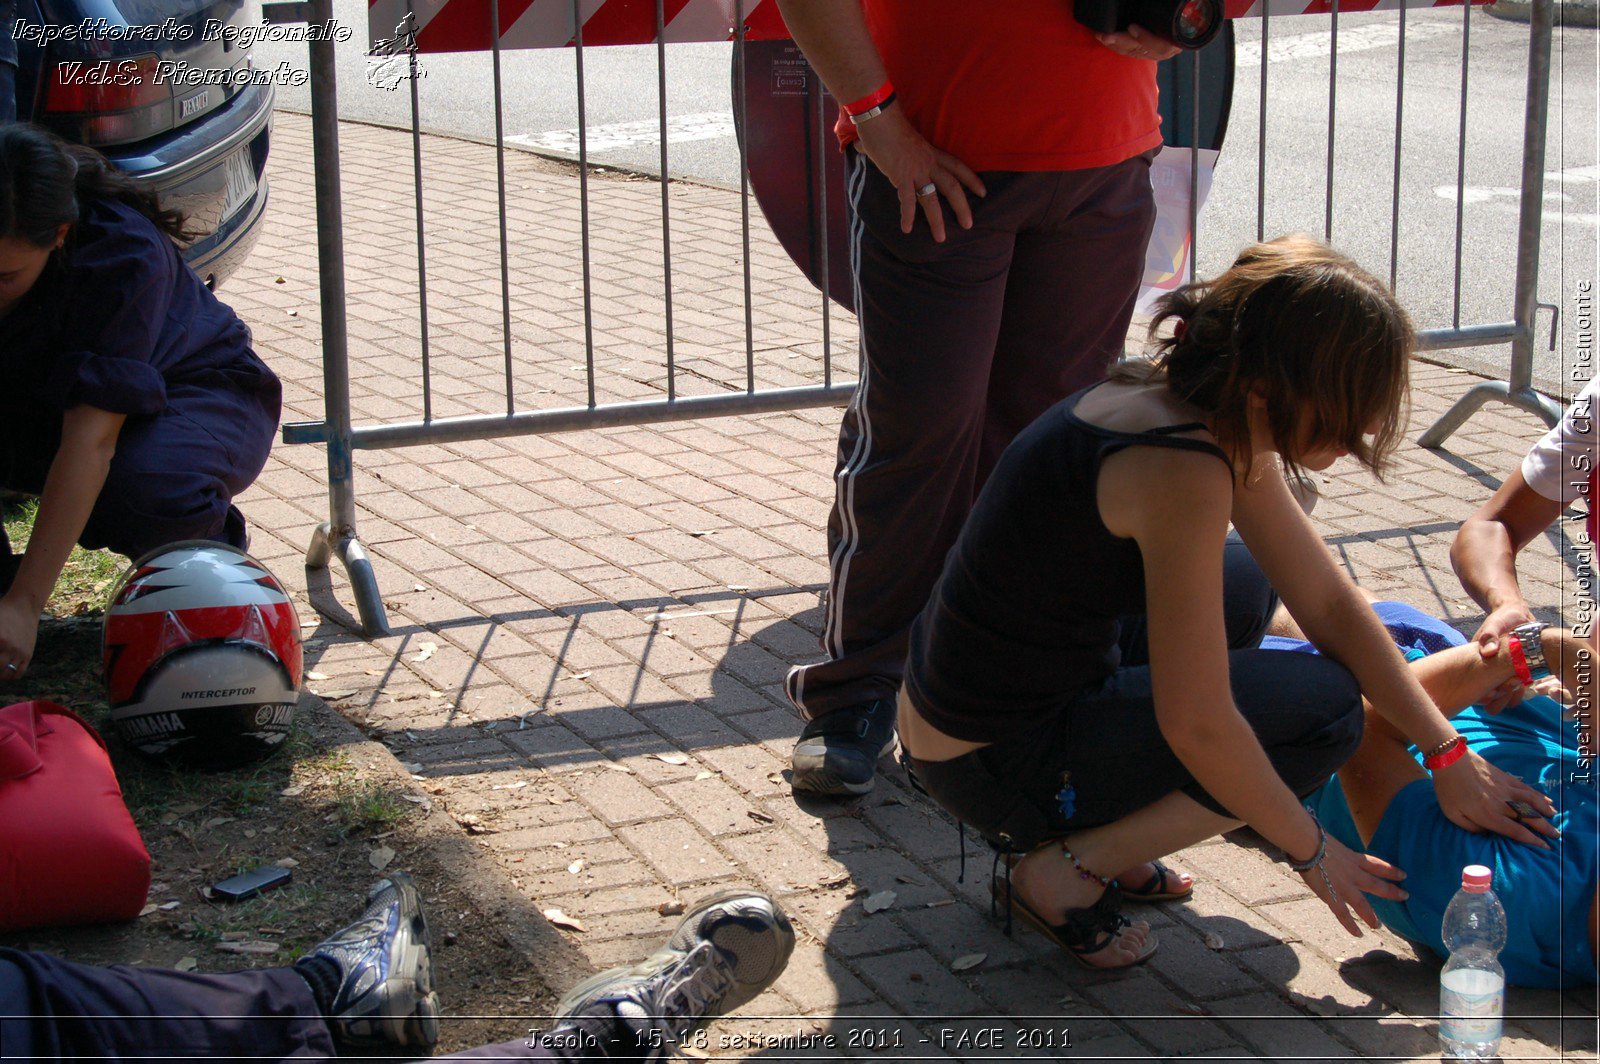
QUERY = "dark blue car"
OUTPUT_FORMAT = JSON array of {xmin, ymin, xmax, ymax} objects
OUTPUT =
[{"xmin": 7, "ymin": 0, "xmax": 272, "ymax": 288}]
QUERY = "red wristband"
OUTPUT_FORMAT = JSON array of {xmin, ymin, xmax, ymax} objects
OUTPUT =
[
  {"xmin": 1423, "ymin": 735, "xmax": 1468, "ymax": 771},
  {"xmin": 1504, "ymin": 635, "xmax": 1535, "ymax": 686},
  {"xmin": 843, "ymin": 80, "xmax": 894, "ymax": 116}
]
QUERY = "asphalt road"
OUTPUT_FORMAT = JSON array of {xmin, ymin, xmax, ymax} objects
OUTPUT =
[{"xmin": 249, "ymin": 2, "xmax": 1596, "ymax": 401}]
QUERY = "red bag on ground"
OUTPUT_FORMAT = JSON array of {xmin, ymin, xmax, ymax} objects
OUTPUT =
[{"xmin": 0, "ymin": 700, "xmax": 151, "ymax": 930}]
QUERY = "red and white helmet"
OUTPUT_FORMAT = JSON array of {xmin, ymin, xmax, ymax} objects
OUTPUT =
[{"xmin": 103, "ymin": 542, "xmax": 303, "ymax": 770}]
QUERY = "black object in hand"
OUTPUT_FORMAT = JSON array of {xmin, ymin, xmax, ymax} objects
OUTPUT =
[{"xmin": 1074, "ymin": 0, "xmax": 1223, "ymax": 49}]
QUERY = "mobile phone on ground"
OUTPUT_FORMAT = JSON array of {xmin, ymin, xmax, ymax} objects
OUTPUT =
[{"xmin": 211, "ymin": 865, "xmax": 293, "ymax": 902}]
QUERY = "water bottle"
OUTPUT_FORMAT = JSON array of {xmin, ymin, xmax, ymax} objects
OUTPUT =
[{"xmin": 1439, "ymin": 864, "xmax": 1508, "ymax": 1060}]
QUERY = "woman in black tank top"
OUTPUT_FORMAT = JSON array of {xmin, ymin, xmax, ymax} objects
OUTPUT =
[{"xmin": 899, "ymin": 236, "xmax": 1561, "ymax": 970}]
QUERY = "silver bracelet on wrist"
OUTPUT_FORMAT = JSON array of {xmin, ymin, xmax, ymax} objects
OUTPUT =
[{"xmin": 1285, "ymin": 810, "xmax": 1327, "ymax": 872}]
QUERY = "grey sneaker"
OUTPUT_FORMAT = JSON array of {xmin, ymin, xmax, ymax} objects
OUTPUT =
[
  {"xmin": 298, "ymin": 874, "xmax": 440, "ymax": 1051},
  {"xmin": 790, "ymin": 698, "xmax": 897, "ymax": 795},
  {"xmin": 550, "ymin": 889, "xmax": 795, "ymax": 1060}
]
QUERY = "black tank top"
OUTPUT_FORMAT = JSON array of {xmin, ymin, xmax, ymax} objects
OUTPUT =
[{"xmin": 905, "ymin": 384, "xmax": 1231, "ymax": 744}]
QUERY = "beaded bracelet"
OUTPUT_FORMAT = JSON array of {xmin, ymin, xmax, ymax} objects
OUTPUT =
[{"xmin": 1059, "ymin": 842, "xmax": 1112, "ymax": 887}]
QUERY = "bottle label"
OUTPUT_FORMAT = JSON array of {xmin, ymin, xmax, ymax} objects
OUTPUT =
[{"xmin": 1440, "ymin": 969, "xmax": 1504, "ymax": 1045}]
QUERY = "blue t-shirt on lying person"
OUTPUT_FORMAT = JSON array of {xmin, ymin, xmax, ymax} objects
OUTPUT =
[{"xmin": 1277, "ymin": 602, "xmax": 1597, "ymax": 988}]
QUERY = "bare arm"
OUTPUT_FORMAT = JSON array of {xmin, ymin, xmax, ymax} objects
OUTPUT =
[
  {"xmin": 1342, "ymin": 628, "xmax": 1587, "ymax": 844},
  {"xmin": 1230, "ymin": 458, "xmax": 1558, "ymax": 846},
  {"xmin": 1101, "ymin": 447, "xmax": 1405, "ymax": 933},
  {"xmin": 774, "ymin": 0, "xmax": 986, "ymax": 240},
  {"xmin": 0, "ymin": 404, "xmax": 124, "ymax": 678},
  {"xmin": 1451, "ymin": 466, "xmax": 1566, "ymax": 647}
]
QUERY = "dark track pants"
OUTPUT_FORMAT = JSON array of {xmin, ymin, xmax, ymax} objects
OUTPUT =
[
  {"xmin": 0, "ymin": 950, "xmax": 604, "ymax": 1062},
  {"xmin": 786, "ymin": 148, "xmax": 1158, "ymax": 720}
]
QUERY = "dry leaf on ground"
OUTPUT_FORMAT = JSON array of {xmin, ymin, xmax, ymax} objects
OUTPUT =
[{"xmin": 543, "ymin": 908, "xmax": 587, "ymax": 933}]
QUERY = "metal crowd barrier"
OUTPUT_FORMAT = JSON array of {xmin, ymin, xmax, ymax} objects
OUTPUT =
[{"xmin": 262, "ymin": 0, "xmax": 1560, "ymax": 637}]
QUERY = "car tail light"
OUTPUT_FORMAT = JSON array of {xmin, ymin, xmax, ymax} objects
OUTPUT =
[{"xmin": 42, "ymin": 54, "xmax": 173, "ymax": 146}]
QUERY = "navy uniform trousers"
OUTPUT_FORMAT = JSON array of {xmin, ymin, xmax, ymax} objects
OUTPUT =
[
  {"xmin": 0, "ymin": 380, "xmax": 274, "ymax": 590},
  {"xmin": 0, "ymin": 949, "xmax": 610, "ymax": 1062}
]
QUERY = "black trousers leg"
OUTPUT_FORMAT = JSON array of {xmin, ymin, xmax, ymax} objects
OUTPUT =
[{"xmin": 0, "ymin": 949, "xmax": 336, "ymax": 1061}]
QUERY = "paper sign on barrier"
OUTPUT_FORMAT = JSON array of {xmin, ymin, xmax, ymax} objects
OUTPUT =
[{"xmin": 1137, "ymin": 146, "xmax": 1220, "ymax": 317}]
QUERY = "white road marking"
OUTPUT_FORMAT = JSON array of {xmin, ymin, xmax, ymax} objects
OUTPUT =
[
  {"xmin": 508, "ymin": 111, "xmax": 734, "ymax": 155},
  {"xmin": 1236, "ymin": 19, "xmax": 1462, "ymax": 67},
  {"xmin": 1435, "ymin": 165, "xmax": 1600, "ymax": 226}
]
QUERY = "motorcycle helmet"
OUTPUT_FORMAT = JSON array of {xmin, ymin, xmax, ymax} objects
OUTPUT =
[{"xmin": 103, "ymin": 541, "xmax": 303, "ymax": 770}]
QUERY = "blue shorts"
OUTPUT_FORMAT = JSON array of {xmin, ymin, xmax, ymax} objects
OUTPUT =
[{"xmin": 1284, "ymin": 603, "xmax": 1598, "ymax": 988}]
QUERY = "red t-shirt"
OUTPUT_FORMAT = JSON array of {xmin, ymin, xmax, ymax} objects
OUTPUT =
[{"xmin": 834, "ymin": 0, "xmax": 1163, "ymax": 172}]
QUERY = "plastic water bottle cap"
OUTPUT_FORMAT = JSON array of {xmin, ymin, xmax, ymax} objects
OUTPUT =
[{"xmin": 1461, "ymin": 864, "xmax": 1493, "ymax": 892}]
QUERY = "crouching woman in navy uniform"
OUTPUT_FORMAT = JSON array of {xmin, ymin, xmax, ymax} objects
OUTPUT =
[
  {"xmin": 898, "ymin": 236, "xmax": 1563, "ymax": 970},
  {"xmin": 0, "ymin": 124, "xmax": 280, "ymax": 679}
]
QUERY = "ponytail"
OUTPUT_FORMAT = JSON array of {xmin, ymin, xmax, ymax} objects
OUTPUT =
[{"xmin": 0, "ymin": 124, "xmax": 195, "ymax": 249}]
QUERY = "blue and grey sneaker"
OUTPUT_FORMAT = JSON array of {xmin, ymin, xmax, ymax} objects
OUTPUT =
[
  {"xmin": 790, "ymin": 698, "xmax": 897, "ymax": 796},
  {"xmin": 295, "ymin": 873, "xmax": 440, "ymax": 1052},
  {"xmin": 550, "ymin": 890, "xmax": 795, "ymax": 1060}
]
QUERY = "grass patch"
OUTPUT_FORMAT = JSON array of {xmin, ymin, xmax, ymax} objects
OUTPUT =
[
  {"xmin": 2, "ymin": 496, "xmax": 125, "ymax": 615},
  {"xmin": 331, "ymin": 778, "xmax": 413, "ymax": 835},
  {"xmin": 114, "ymin": 726, "xmax": 319, "ymax": 826}
]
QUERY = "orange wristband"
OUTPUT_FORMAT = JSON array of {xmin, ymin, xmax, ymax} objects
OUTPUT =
[
  {"xmin": 1504, "ymin": 635, "xmax": 1535, "ymax": 686},
  {"xmin": 1423, "ymin": 735, "xmax": 1467, "ymax": 771},
  {"xmin": 843, "ymin": 80, "xmax": 894, "ymax": 117}
]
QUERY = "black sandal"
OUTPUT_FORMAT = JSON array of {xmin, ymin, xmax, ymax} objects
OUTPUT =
[
  {"xmin": 991, "ymin": 878, "xmax": 1157, "ymax": 969},
  {"xmin": 1115, "ymin": 858, "xmax": 1194, "ymax": 903}
]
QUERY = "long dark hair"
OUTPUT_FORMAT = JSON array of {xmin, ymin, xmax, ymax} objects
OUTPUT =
[
  {"xmin": 0, "ymin": 123, "xmax": 195, "ymax": 249},
  {"xmin": 1124, "ymin": 234, "xmax": 1414, "ymax": 483}
]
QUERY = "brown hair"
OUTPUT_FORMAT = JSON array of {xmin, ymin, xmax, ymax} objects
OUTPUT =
[{"xmin": 1129, "ymin": 234, "xmax": 1413, "ymax": 483}]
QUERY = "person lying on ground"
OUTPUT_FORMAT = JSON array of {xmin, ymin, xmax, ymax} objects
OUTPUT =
[
  {"xmin": 0, "ymin": 123, "xmax": 281, "ymax": 681},
  {"xmin": 1451, "ymin": 375, "xmax": 1595, "ymax": 711},
  {"xmin": 897, "ymin": 235, "xmax": 1557, "ymax": 971},
  {"xmin": 1277, "ymin": 600, "xmax": 1595, "ymax": 988},
  {"xmin": 0, "ymin": 874, "xmax": 797, "ymax": 1061}
]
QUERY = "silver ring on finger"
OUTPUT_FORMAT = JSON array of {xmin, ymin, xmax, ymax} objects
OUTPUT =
[
  {"xmin": 916, "ymin": 182, "xmax": 937, "ymax": 198},
  {"xmin": 1507, "ymin": 799, "xmax": 1539, "ymax": 821}
]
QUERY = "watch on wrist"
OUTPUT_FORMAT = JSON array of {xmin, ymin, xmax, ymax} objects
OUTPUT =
[{"xmin": 1510, "ymin": 621, "xmax": 1552, "ymax": 679}]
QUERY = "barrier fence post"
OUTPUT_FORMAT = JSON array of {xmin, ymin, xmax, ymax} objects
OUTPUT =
[
  {"xmin": 263, "ymin": 0, "xmax": 391, "ymax": 637},
  {"xmin": 1419, "ymin": 0, "xmax": 1564, "ymax": 448}
]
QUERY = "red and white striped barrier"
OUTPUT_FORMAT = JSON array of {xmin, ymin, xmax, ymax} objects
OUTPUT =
[
  {"xmin": 368, "ymin": 0, "xmax": 787, "ymax": 55},
  {"xmin": 370, "ymin": 0, "xmax": 1492, "ymax": 55}
]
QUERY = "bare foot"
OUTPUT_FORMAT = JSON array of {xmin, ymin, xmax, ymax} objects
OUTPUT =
[{"xmin": 1009, "ymin": 844, "xmax": 1153, "ymax": 969}]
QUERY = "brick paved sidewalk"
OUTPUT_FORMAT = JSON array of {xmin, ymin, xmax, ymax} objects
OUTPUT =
[{"xmin": 221, "ymin": 112, "xmax": 1595, "ymax": 1060}]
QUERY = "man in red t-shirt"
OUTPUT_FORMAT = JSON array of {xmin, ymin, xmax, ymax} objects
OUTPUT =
[{"xmin": 777, "ymin": 0, "xmax": 1179, "ymax": 795}]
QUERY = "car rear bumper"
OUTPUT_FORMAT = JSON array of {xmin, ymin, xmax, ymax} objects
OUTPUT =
[{"xmin": 105, "ymin": 80, "xmax": 275, "ymax": 289}]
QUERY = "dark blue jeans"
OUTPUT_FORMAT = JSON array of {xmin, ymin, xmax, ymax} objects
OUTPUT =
[
  {"xmin": 906, "ymin": 540, "xmax": 1365, "ymax": 853},
  {"xmin": 0, "ymin": 949, "xmax": 597, "ymax": 1062}
]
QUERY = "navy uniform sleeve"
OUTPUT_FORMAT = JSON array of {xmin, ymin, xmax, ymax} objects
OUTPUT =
[{"xmin": 40, "ymin": 210, "xmax": 177, "ymax": 417}]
